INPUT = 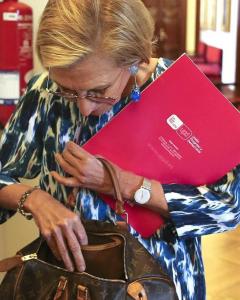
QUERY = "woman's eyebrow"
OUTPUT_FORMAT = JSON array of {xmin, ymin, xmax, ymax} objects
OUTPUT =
[{"xmin": 55, "ymin": 81, "xmax": 111, "ymax": 91}]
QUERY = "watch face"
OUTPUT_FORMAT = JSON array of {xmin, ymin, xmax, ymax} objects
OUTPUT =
[{"xmin": 134, "ymin": 188, "xmax": 151, "ymax": 204}]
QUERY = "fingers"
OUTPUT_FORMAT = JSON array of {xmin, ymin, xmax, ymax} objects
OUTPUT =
[
  {"xmin": 55, "ymin": 150, "xmax": 90, "ymax": 181},
  {"xmin": 57, "ymin": 144, "xmax": 91, "ymax": 171},
  {"xmin": 63, "ymin": 226, "xmax": 87, "ymax": 272},
  {"xmin": 55, "ymin": 141, "xmax": 113, "ymax": 193},
  {"xmin": 55, "ymin": 153, "xmax": 79, "ymax": 178},
  {"xmin": 51, "ymin": 171, "xmax": 79, "ymax": 187},
  {"xmin": 61, "ymin": 149, "xmax": 81, "ymax": 168},
  {"xmin": 52, "ymin": 227, "xmax": 76, "ymax": 272},
  {"xmin": 40, "ymin": 210, "xmax": 88, "ymax": 272},
  {"xmin": 56, "ymin": 142, "xmax": 89, "ymax": 164},
  {"xmin": 73, "ymin": 219, "xmax": 88, "ymax": 246},
  {"xmin": 66, "ymin": 141, "xmax": 90, "ymax": 159},
  {"xmin": 44, "ymin": 224, "xmax": 87, "ymax": 272},
  {"xmin": 54, "ymin": 217, "xmax": 88, "ymax": 272},
  {"xmin": 56, "ymin": 141, "xmax": 92, "ymax": 168},
  {"xmin": 31, "ymin": 191, "xmax": 88, "ymax": 273},
  {"xmin": 45, "ymin": 236, "xmax": 61, "ymax": 261},
  {"xmin": 55, "ymin": 151, "xmax": 93, "ymax": 186}
]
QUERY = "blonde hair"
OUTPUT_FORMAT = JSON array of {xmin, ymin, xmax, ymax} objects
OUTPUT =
[{"xmin": 37, "ymin": 0, "xmax": 154, "ymax": 68}]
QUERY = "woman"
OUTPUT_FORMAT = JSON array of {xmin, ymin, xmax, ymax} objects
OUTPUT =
[{"xmin": 0, "ymin": 0, "xmax": 239, "ymax": 299}]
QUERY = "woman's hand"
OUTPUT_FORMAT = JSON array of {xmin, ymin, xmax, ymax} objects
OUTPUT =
[
  {"xmin": 25, "ymin": 188, "xmax": 88, "ymax": 272},
  {"xmin": 51, "ymin": 141, "xmax": 116, "ymax": 197},
  {"xmin": 51, "ymin": 141, "xmax": 169, "ymax": 218}
]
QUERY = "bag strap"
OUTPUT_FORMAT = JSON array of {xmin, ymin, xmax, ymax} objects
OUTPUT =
[
  {"xmin": 0, "ymin": 237, "xmax": 43, "ymax": 273},
  {"xmin": 0, "ymin": 255, "xmax": 23, "ymax": 272},
  {"xmin": 96, "ymin": 156, "xmax": 125, "ymax": 215}
]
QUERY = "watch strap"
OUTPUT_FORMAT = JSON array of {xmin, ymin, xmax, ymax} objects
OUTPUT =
[{"xmin": 142, "ymin": 178, "xmax": 151, "ymax": 191}]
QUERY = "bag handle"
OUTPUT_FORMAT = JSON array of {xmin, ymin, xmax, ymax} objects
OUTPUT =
[
  {"xmin": 96, "ymin": 156, "xmax": 125, "ymax": 215},
  {"xmin": 0, "ymin": 255, "xmax": 23, "ymax": 272}
]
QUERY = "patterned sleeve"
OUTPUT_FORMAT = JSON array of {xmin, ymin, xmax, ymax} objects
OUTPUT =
[
  {"xmin": 162, "ymin": 164, "xmax": 240, "ymax": 238},
  {"xmin": 0, "ymin": 74, "xmax": 48, "ymax": 223}
]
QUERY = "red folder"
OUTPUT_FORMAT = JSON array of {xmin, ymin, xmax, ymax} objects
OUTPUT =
[{"xmin": 83, "ymin": 54, "xmax": 240, "ymax": 237}]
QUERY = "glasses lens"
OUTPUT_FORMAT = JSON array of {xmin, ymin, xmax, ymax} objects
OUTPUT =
[
  {"xmin": 47, "ymin": 87, "xmax": 117, "ymax": 104},
  {"xmin": 86, "ymin": 96, "xmax": 117, "ymax": 104}
]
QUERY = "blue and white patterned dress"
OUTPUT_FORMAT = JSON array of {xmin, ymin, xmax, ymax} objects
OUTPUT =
[{"xmin": 0, "ymin": 58, "xmax": 239, "ymax": 300}]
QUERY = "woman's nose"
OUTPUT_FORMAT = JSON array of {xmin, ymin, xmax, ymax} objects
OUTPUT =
[{"xmin": 76, "ymin": 98, "xmax": 96, "ymax": 116}]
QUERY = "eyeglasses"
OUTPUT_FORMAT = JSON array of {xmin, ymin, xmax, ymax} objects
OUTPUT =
[{"xmin": 46, "ymin": 69, "xmax": 123, "ymax": 105}]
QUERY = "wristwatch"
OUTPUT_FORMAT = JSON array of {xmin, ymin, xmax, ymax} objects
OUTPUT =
[{"xmin": 133, "ymin": 178, "xmax": 152, "ymax": 204}]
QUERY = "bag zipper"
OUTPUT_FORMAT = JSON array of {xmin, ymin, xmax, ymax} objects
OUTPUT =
[{"xmin": 21, "ymin": 253, "xmax": 38, "ymax": 261}]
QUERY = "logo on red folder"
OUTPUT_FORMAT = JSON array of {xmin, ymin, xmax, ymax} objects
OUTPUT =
[{"xmin": 167, "ymin": 114, "xmax": 192, "ymax": 140}]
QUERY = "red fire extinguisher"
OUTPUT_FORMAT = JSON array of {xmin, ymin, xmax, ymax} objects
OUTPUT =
[{"xmin": 0, "ymin": 0, "xmax": 33, "ymax": 127}]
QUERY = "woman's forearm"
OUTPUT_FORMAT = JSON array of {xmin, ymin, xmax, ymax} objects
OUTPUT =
[{"xmin": 0, "ymin": 183, "xmax": 36, "ymax": 211}]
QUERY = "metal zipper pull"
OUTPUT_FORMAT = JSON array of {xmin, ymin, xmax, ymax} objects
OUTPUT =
[{"xmin": 21, "ymin": 253, "xmax": 37, "ymax": 261}]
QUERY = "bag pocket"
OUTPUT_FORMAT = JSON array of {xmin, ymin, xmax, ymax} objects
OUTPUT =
[
  {"xmin": 36, "ymin": 233, "xmax": 125, "ymax": 280},
  {"xmin": 81, "ymin": 233, "xmax": 124, "ymax": 279}
]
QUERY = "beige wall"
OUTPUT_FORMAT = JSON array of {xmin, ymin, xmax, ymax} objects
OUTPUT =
[
  {"xmin": 0, "ymin": 215, "xmax": 39, "ymax": 282},
  {"xmin": 0, "ymin": 179, "xmax": 39, "ymax": 283}
]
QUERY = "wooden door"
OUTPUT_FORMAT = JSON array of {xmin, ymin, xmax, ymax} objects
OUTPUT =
[
  {"xmin": 143, "ymin": 0, "xmax": 187, "ymax": 59},
  {"xmin": 236, "ymin": 0, "xmax": 240, "ymax": 91}
]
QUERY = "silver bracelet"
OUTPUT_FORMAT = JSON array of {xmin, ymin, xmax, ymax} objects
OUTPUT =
[{"xmin": 17, "ymin": 186, "xmax": 39, "ymax": 220}]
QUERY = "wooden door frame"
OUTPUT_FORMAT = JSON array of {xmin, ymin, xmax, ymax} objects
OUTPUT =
[
  {"xmin": 195, "ymin": 0, "xmax": 201, "ymax": 54},
  {"xmin": 181, "ymin": 0, "xmax": 187, "ymax": 53},
  {"xmin": 236, "ymin": 1, "xmax": 240, "ymax": 88}
]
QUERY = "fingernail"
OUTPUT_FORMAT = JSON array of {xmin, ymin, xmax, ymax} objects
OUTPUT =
[
  {"xmin": 79, "ymin": 265, "xmax": 86, "ymax": 273},
  {"xmin": 55, "ymin": 154, "xmax": 60, "ymax": 162},
  {"xmin": 69, "ymin": 266, "xmax": 74, "ymax": 272},
  {"xmin": 69, "ymin": 141, "xmax": 76, "ymax": 149}
]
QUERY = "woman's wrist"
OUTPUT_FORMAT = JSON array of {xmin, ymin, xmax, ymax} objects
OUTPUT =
[
  {"xmin": 19, "ymin": 186, "xmax": 41, "ymax": 217},
  {"xmin": 119, "ymin": 171, "xmax": 169, "ymax": 217},
  {"xmin": 119, "ymin": 170, "xmax": 143, "ymax": 200},
  {"xmin": 144, "ymin": 179, "xmax": 169, "ymax": 218},
  {"xmin": 17, "ymin": 186, "xmax": 40, "ymax": 219}
]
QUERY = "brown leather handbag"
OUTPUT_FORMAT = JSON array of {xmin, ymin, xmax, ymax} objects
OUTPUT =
[{"xmin": 0, "ymin": 158, "xmax": 178, "ymax": 300}]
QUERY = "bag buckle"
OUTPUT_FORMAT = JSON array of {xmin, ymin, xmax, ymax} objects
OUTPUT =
[{"xmin": 77, "ymin": 284, "xmax": 90, "ymax": 300}]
